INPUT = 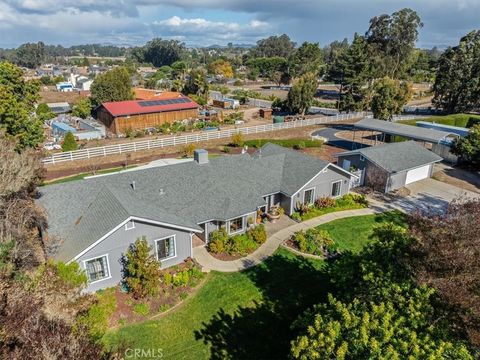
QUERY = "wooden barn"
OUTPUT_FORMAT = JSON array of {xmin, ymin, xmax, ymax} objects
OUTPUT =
[{"xmin": 96, "ymin": 95, "xmax": 198, "ymax": 134}]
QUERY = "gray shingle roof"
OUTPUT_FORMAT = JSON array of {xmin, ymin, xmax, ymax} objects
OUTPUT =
[
  {"xmin": 355, "ymin": 118, "xmax": 459, "ymax": 143},
  {"xmin": 38, "ymin": 143, "xmax": 331, "ymax": 261},
  {"xmin": 338, "ymin": 141, "xmax": 443, "ymax": 173}
]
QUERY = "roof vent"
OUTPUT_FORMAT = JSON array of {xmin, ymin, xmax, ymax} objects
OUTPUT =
[
  {"xmin": 159, "ymin": 188, "xmax": 165, "ymax": 195},
  {"xmin": 131, "ymin": 181, "xmax": 136, "ymax": 190},
  {"xmin": 194, "ymin": 149, "xmax": 209, "ymax": 165}
]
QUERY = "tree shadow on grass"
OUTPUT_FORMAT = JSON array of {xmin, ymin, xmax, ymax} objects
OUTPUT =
[{"xmin": 194, "ymin": 251, "xmax": 332, "ymax": 359}]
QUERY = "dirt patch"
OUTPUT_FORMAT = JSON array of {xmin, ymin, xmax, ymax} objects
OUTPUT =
[
  {"xmin": 39, "ymin": 90, "xmax": 82, "ymax": 104},
  {"xmin": 335, "ymin": 129, "xmax": 384, "ymax": 147},
  {"xmin": 433, "ymin": 167, "xmax": 480, "ymax": 194},
  {"xmin": 302, "ymin": 145, "xmax": 344, "ymax": 163}
]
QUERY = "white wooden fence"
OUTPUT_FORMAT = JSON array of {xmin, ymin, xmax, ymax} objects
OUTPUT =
[{"xmin": 42, "ymin": 112, "xmax": 365, "ymax": 165}]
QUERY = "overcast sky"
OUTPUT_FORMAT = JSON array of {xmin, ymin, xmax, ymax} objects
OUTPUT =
[{"xmin": 0, "ymin": 0, "xmax": 479, "ymax": 49}]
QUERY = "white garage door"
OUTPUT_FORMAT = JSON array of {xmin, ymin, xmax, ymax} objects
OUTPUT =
[{"xmin": 405, "ymin": 165, "xmax": 431, "ymax": 185}]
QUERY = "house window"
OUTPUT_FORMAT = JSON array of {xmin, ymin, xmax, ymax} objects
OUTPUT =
[
  {"xmin": 304, "ymin": 188, "xmax": 315, "ymax": 205},
  {"xmin": 85, "ymin": 255, "xmax": 110, "ymax": 283},
  {"xmin": 360, "ymin": 155, "xmax": 365, "ymax": 162},
  {"xmin": 331, "ymin": 181, "xmax": 342, "ymax": 197},
  {"xmin": 156, "ymin": 236, "xmax": 176, "ymax": 260},
  {"xmin": 125, "ymin": 220, "xmax": 135, "ymax": 230},
  {"xmin": 229, "ymin": 217, "xmax": 244, "ymax": 234}
]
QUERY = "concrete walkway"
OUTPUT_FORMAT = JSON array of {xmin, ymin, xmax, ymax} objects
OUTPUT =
[{"xmin": 193, "ymin": 203, "xmax": 388, "ymax": 272}]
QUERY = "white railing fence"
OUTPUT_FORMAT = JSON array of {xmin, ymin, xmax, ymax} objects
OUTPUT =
[{"xmin": 42, "ymin": 112, "xmax": 365, "ymax": 165}]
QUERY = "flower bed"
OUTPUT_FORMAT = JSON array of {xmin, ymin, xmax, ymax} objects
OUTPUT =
[
  {"xmin": 208, "ymin": 224, "xmax": 267, "ymax": 259},
  {"xmin": 106, "ymin": 259, "xmax": 205, "ymax": 327},
  {"xmin": 285, "ymin": 228, "xmax": 338, "ymax": 258},
  {"xmin": 291, "ymin": 193, "xmax": 369, "ymax": 222}
]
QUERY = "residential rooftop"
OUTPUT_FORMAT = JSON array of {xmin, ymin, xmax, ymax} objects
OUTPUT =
[
  {"xmin": 38, "ymin": 143, "xmax": 331, "ymax": 261},
  {"xmin": 337, "ymin": 141, "xmax": 443, "ymax": 173}
]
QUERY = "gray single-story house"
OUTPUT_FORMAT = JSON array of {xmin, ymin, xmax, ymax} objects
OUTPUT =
[
  {"xmin": 38, "ymin": 143, "xmax": 354, "ymax": 292},
  {"xmin": 336, "ymin": 141, "xmax": 443, "ymax": 193}
]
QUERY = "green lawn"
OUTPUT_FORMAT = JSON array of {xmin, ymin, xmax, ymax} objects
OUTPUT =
[
  {"xmin": 316, "ymin": 211, "xmax": 406, "ymax": 253},
  {"xmin": 104, "ymin": 249, "xmax": 327, "ymax": 359},
  {"xmin": 104, "ymin": 212, "xmax": 405, "ymax": 359},
  {"xmin": 399, "ymin": 113, "xmax": 480, "ymax": 128}
]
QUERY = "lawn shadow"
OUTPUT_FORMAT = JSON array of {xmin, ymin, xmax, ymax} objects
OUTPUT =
[{"xmin": 194, "ymin": 251, "xmax": 331, "ymax": 359}]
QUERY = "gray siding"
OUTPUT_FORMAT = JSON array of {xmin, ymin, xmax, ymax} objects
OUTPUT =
[
  {"xmin": 338, "ymin": 154, "xmax": 367, "ymax": 171},
  {"xmin": 76, "ymin": 220, "xmax": 192, "ymax": 292},
  {"xmin": 202, "ymin": 212, "xmax": 256, "ymax": 243},
  {"xmin": 290, "ymin": 166, "xmax": 350, "ymax": 214}
]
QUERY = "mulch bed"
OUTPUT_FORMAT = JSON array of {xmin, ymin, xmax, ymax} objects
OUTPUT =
[
  {"xmin": 208, "ymin": 252, "xmax": 245, "ymax": 261},
  {"xmin": 108, "ymin": 260, "xmax": 205, "ymax": 327}
]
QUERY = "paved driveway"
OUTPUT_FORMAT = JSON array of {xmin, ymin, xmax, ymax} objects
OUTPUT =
[{"xmin": 392, "ymin": 178, "xmax": 480, "ymax": 213}]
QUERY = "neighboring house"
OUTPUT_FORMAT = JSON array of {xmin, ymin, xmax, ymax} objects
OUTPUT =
[
  {"xmin": 56, "ymin": 82, "xmax": 74, "ymax": 92},
  {"xmin": 336, "ymin": 141, "xmax": 443, "ymax": 193},
  {"xmin": 38, "ymin": 144, "xmax": 354, "ymax": 292},
  {"xmin": 51, "ymin": 115, "xmax": 106, "ymax": 141},
  {"xmin": 96, "ymin": 95, "xmax": 198, "ymax": 135}
]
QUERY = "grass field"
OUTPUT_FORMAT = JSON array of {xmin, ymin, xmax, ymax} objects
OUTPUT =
[
  {"xmin": 316, "ymin": 211, "xmax": 406, "ymax": 253},
  {"xmin": 399, "ymin": 113, "xmax": 480, "ymax": 128},
  {"xmin": 104, "ymin": 212, "xmax": 405, "ymax": 359}
]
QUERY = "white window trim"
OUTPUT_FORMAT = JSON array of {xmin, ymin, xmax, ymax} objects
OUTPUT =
[
  {"xmin": 331, "ymin": 180, "xmax": 342, "ymax": 198},
  {"xmin": 228, "ymin": 216, "xmax": 245, "ymax": 235},
  {"xmin": 83, "ymin": 254, "xmax": 112, "ymax": 285},
  {"xmin": 125, "ymin": 220, "xmax": 135, "ymax": 231},
  {"xmin": 303, "ymin": 187, "xmax": 316, "ymax": 205},
  {"xmin": 155, "ymin": 235, "xmax": 177, "ymax": 262}
]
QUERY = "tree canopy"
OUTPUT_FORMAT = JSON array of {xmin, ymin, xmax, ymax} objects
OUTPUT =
[
  {"xmin": 288, "ymin": 42, "xmax": 323, "ymax": 78},
  {"xmin": 72, "ymin": 97, "xmax": 92, "ymax": 119},
  {"xmin": 250, "ymin": 34, "xmax": 296, "ymax": 58},
  {"xmin": 90, "ymin": 66, "xmax": 133, "ymax": 106},
  {"xmin": 133, "ymin": 38, "xmax": 186, "ymax": 67},
  {"xmin": 286, "ymin": 72, "xmax": 318, "ymax": 115},
  {"xmin": 433, "ymin": 30, "xmax": 480, "ymax": 113},
  {"xmin": 371, "ymin": 77, "xmax": 412, "ymax": 120},
  {"xmin": 14, "ymin": 42, "xmax": 45, "ymax": 69},
  {"xmin": 0, "ymin": 62, "xmax": 44, "ymax": 149}
]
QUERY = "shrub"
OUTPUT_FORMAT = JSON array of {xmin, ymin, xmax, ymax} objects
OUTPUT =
[
  {"xmin": 132, "ymin": 303, "xmax": 150, "ymax": 316},
  {"xmin": 295, "ymin": 201, "xmax": 310, "ymax": 215},
  {"xmin": 172, "ymin": 270, "xmax": 190, "ymax": 287},
  {"xmin": 75, "ymin": 288, "xmax": 116, "ymax": 340},
  {"xmin": 291, "ymin": 212, "xmax": 301, "ymax": 221},
  {"xmin": 183, "ymin": 143, "xmax": 196, "ymax": 157},
  {"xmin": 293, "ymin": 141, "xmax": 305, "ymax": 150},
  {"xmin": 223, "ymin": 145, "xmax": 231, "ymax": 153},
  {"xmin": 292, "ymin": 228, "xmax": 335, "ymax": 256},
  {"xmin": 315, "ymin": 197, "xmax": 336, "ymax": 209},
  {"xmin": 62, "ymin": 131, "xmax": 78, "ymax": 152},
  {"xmin": 337, "ymin": 193, "xmax": 369, "ymax": 207},
  {"xmin": 247, "ymin": 224, "xmax": 267, "ymax": 244},
  {"xmin": 229, "ymin": 234, "xmax": 258, "ymax": 256},
  {"xmin": 123, "ymin": 236, "xmax": 162, "ymax": 299},
  {"xmin": 208, "ymin": 228, "xmax": 229, "ymax": 254},
  {"xmin": 230, "ymin": 132, "xmax": 244, "ymax": 147}
]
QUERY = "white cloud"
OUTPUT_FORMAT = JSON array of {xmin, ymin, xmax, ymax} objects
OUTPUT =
[{"xmin": 152, "ymin": 16, "xmax": 271, "ymax": 45}]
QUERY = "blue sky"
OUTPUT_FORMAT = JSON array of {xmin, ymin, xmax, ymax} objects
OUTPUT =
[{"xmin": 0, "ymin": 0, "xmax": 479, "ymax": 48}]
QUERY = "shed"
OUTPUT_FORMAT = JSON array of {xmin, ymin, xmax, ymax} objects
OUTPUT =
[
  {"xmin": 259, "ymin": 108, "xmax": 272, "ymax": 120},
  {"xmin": 336, "ymin": 141, "xmax": 442, "ymax": 192}
]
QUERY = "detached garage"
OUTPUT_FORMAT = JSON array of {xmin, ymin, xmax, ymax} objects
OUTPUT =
[{"xmin": 337, "ymin": 141, "xmax": 443, "ymax": 193}]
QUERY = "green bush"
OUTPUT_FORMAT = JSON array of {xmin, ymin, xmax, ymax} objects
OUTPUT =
[
  {"xmin": 247, "ymin": 224, "xmax": 267, "ymax": 244},
  {"xmin": 291, "ymin": 212, "xmax": 301, "ymax": 221},
  {"xmin": 292, "ymin": 228, "xmax": 335, "ymax": 256},
  {"xmin": 229, "ymin": 234, "xmax": 258, "ymax": 256},
  {"xmin": 231, "ymin": 132, "xmax": 244, "ymax": 147},
  {"xmin": 75, "ymin": 288, "xmax": 116, "ymax": 340},
  {"xmin": 223, "ymin": 145, "xmax": 231, "ymax": 153},
  {"xmin": 208, "ymin": 228, "xmax": 229, "ymax": 254},
  {"xmin": 293, "ymin": 141, "xmax": 306, "ymax": 150},
  {"xmin": 133, "ymin": 302, "xmax": 150, "ymax": 316},
  {"xmin": 172, "ymin": 270, "xmax": 190, "ymax": 287},
  {"xmin": 337, "ymin": 193, "xmax": 368, "ymax": 207},
  {"xmin": 62, "ymin": 131, "xmax": 78, "ymax": 152}
]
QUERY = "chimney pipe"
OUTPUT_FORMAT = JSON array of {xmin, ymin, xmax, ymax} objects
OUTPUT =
[{"xmin": 131, "ymin": 181, "xmax": 136, "ymax": 190}]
